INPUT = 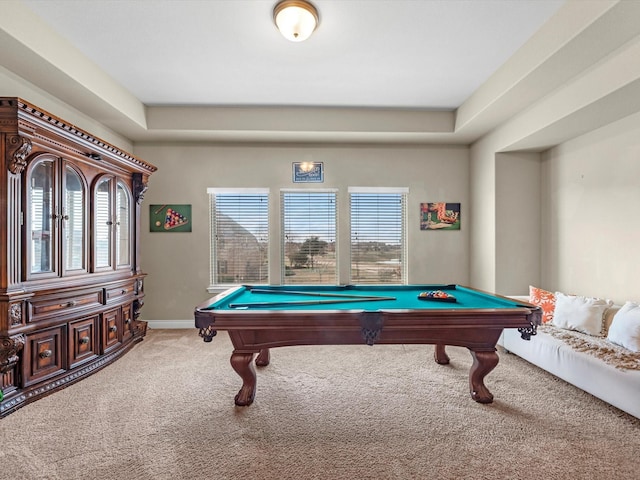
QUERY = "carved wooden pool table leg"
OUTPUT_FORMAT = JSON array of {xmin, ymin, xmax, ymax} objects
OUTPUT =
[
  {"xmin": 230, "ymin": 352, "xmax": 256, "ymax": 406},
  {"xmin": 468, "ymin": 349, "xmax": 499, "ymax": 404},
  {"xmin": 255, "ymin": 348, "xmax": 270, "ymax": 367},
  {"xmin": 434, "ymin": 344, "xmax": 450, "ymax": 364}
]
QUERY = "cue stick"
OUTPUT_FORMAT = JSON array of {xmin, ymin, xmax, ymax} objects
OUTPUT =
[
  {"xmin": 153, "ymin": 204, "xmax": 167, "ymax": 215},
  {"xmin": 249, "ymin": 288, "xmax": 391, "ymax": 300},
  {"xmin": 229, "ymin": 296, "xmax": 397, "ymax": 309}
]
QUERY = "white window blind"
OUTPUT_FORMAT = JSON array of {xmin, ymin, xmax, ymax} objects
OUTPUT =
[
  {"xmin": 281, "ymin": 190, "xmax": 337, "ymax": 284},
  {"xmin": 208, "ymin": 189, "xmax": 269, "ymax": 285},
  {"xmin": 349, "ymin": 188, "xmax": 407, "ymax": 284}
]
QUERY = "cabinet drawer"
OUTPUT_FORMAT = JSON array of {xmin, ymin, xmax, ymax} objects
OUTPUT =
[
  {"xmin": 69, "ymin": 316, "xmax": 99, "ymax": 368},
  {"xmin": 28, "ymin": 289, "xmax": 103, "ymax": 323},
  {"xmin": 24, "ymin": 326, "xmax": 66, "ymax": 387},
  {"xmin": 102, "ymin": 308, "xmax": 122, "ymax": 354},
  {"xmin": 121, "ymin": 303, "xmax": 133, "ymax": 342},
  {"xmin": 105, "ymin": 283, "xmax": 135, "ymax": 303}
]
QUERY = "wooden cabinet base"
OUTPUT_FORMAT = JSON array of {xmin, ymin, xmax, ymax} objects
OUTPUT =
[{"xmin": 1, "ymin": 324, "xmax": 146, "ymax": 417}]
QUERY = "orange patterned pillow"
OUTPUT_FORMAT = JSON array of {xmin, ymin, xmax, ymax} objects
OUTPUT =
[{"xmin": 529, "ymin": 286, "xmax": 556, "ymax": 324}]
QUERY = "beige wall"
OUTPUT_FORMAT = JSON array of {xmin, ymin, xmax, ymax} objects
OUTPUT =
[
  {"xmin": 469, "ymin": 139, "xmax": 498, "ymax": 292},
  {"xmin": 470, "ymin": 106, "xmax": 640, "ymax": 305},
  {"xmin": 495, "ymin": 152, "xmax": 541, "ymax": 294},
  {"xmin": 469, "ymin": 136, "xmax": 543, "ymax": 295},
  {"xmin": 134, "ymin": 143, "xmax": 470, "ymax": 321},
  {"xmin": 540, "ymin": 111, "xmax": 640, "ymax": 304}
]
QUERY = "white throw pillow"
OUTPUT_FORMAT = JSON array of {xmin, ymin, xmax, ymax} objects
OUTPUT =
[
  {"xmin": 552, "ymin": 292, "xmax": 613, "ymax": 336},
  {"xmin": 607, "ymin": 301, "xmax": 640, "ymax": 352}
]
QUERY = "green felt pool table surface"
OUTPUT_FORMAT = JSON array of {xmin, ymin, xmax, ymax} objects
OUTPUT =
[{"xmin": 204, "ymin": 284, "xmax": 527, "ymax": 311}]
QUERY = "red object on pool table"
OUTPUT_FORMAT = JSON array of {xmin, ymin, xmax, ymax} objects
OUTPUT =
[{"xmin": 194, "ymin": 284, "xmax": 541, "ymax": 407}]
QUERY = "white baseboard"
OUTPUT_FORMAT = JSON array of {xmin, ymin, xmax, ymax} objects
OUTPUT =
[{"xmin": 146, "ymin": 320, "xmax": 193, "ymax": 329}]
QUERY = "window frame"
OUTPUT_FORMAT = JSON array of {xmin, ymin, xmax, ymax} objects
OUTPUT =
[
  {"xmin": 207, "ymin": 186, "xmax": 408, "ymax": 290},
  {"xmin": 348, "ymin": 187, "xmax": 408, "ymax": 285},
  {"xmin": 208, "ymin": 188, "xmax": 270, "ymax": 289},
  {"xmin": 280, "ymin": 188, "xmax": 338, "ymax": 285}
]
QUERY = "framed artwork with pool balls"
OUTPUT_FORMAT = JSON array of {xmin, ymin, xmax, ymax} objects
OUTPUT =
[{"xmin": 150, "ymin": 204, "xmax": 192, "ymax": 232}]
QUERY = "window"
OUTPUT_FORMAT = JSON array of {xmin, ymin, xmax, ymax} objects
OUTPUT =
[
  {"xmin": 208, "ymin": 188, "xmax": 269, "ymax": 285},
  {"xmin": 207, "ymin": 187, "xmax": 405, "ymax": 287},
  {"xmin": 281, "ymin": 190, "xmax": 337, "ymax": 284},
  {"xmin": 349, "ymin": 187, "xmax": 407, "ymax": 284}
]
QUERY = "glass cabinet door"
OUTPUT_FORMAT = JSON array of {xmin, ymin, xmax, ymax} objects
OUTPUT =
[
  {"xmin": 63, "ymin": 165, "xmax": 86, "ymax": 272},
  {"xmin": 115, "ymin": 182, "xmax": 131, "ymax": 267},
  {"xmin": 94, "ymin": 177, "xmax": 113, "ymax": 269},
  {"xmin": 29, "ymin": 159, "xmax": 56, "ymax": 275},
  {"xmin": 26, "ymin": 159, "xmax": 134, "ymax": 278}
]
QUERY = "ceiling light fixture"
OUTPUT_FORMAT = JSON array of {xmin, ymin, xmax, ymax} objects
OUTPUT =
[{"xmin": 273, "ymin": 0, "xmax": 319, "ymax": 42}]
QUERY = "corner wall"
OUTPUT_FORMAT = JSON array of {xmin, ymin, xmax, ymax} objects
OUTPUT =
[
  {"xmin": 495, "ymin": 153, "xmax": 541, "ymax": 294},
  {"xmin": 469, "ymin": 140, "xmax": 543, "ymax": 295},
  {"xmin": 541, "ymin": 111, "xmax": 640, "ymax": 303},
  {"xmin": 471, "ymin": 108, "xmax": 640, "ymax": 305},
  {"xmin": 469, "ymin": 140, "xmax": 497, "ymax": 292}
]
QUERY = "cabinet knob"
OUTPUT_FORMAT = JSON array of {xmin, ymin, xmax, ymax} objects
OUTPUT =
[
  {"xmin": 109, "ymin": 325, "xmax": 117, "ymax": 333},
  {"xmin": 125, "ymin": 318, "xmax": 131, "ymax": 325},
  {"xmin": 66, "ymin": 300, "xmax": 77, "ymax": 307},
  {"xmin": 79, "ymin": 337, "xmax": 90, "ymax": 345},
  {"xmin": 121, "ymin": 289, "xmax": 127, "ymax": 294},
  {"xmin": 39, "ymin": 349, "xmax": 53, "ymax": 359}
]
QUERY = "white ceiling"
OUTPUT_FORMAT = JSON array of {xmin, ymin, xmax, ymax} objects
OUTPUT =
[
  {"xmin": 20, "ymin": 0, "xmax": 564, "ymax": 110},
  {"xmin": 6, "ymin": 1, "xmax": 640, "ymax": 149}
]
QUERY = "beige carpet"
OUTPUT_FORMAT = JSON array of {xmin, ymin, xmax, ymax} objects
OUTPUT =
[{"xmin": 1, "ymin": 329, "xmax": 639, "ymax": 480}]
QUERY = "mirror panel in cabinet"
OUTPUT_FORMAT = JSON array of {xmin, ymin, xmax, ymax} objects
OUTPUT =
[
  {"xmin": 29, "ymin": 159, "xmax": 55, "ymax": 275},
  {"xmin": 63, "ymin": 165, "xmax": 86, "ymax": 272},
  {"xmin": 94, "ymin": 177, "xmax": 113, "ymax": 269},
  {"xmin": 116, "ymin": 182, "xmax": 131, "ymax": 267}
]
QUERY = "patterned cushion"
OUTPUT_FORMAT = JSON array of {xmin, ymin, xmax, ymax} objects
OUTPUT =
[{"xmin": 529, "ymin": 286, "xmax": 556, "ymax": 324}]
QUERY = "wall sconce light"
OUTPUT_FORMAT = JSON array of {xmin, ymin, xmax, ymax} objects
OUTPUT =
[{"xmin": 273, "ymin": 0, "xmax": 319, "ymax": 42}]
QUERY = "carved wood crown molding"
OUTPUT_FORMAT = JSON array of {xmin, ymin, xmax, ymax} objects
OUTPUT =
[
  {"xmin": 4, "ymin": 98, "xmax": 156, "ymax": 174},
  {"xmin": 6, "ymin": 135, "xmax": 32, "ymax": 174}
]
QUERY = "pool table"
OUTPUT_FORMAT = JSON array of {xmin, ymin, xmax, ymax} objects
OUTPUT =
[{"xmin": 194, "ymin": 284, "xmax": 541, "ymax": 406}]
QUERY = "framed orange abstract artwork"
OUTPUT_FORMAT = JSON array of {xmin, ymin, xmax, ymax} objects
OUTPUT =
[{"xmin": 420, "ymin": 202, "xmax": 461, "ymax": 230}]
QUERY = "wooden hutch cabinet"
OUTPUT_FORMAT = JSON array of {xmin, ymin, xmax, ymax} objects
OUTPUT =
[{"xmin": 0, "ymin": 98, "xmax": 156, "ymax": 416}]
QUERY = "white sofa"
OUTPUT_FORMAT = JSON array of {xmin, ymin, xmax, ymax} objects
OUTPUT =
[{"xmin": 499, "ymin": 296, "xmax": 640, "ymax": 419}]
